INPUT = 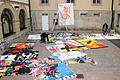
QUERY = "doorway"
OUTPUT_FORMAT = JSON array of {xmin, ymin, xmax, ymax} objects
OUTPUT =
[
  {"xmin": 1, "ymin": 9, "xmax": 13, "ymax": 37},
  {"xmin": 42, "ymin": 13, "xmax": 49, "ymax": 31}
]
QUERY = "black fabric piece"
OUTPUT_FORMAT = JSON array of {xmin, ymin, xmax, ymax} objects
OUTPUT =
[
  {"xmin": 65, "ymin": 45, "xmax": 70, "ymax": 52},
  {"xmin": 87, "ymin": 41, "xmax": 92, "ymax": 44},
  {"xmin": 80, "ymin": 60, "xmax": 85, "ymax": 63},
  {"xmin": 15, "ymin": 66, "xmax": 31, "ymax": 74},
  {"xmin": 5, "ymin": 68, "xmax": 13, "ymax": 75}
]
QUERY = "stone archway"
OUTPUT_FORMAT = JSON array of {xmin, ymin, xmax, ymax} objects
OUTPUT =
[
  {"xmin": 0, "ymin": 3, "xmax": 17, "ymax": 22},
  {"xmin": 17, "ymin": 5, "xmax": 30, "ymax": 30},
  {"xmin": 17, "ymin": 5, "xmax": 28, "ymax": 19},
  {"xmin": 0, "ymin": 2, "xmax": 17, "ymax": 40},
  {"xmin": 1, "ymin": 8, "xmax": 14, "ymax": 37},
  {"xmin": 19, "ymin": 9, "xmax": 26, "ymax": 31}
]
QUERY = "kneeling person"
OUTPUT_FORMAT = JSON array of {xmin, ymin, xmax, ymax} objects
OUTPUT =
[{"xmin": 40, "ymin": 32, "xmax": 49, "ymax": 43}]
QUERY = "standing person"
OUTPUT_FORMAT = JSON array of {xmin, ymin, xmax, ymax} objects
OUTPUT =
[
  {"xmin": 40, "ymin": 32, "xmax": 49, "ymax": 43},
  {"xmin": 102, "ymin": 23, "xmax": 108, "ymax": 35}
]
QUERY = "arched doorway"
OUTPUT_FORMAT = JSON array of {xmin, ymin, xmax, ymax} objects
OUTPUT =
[
  {"xmin": 19, "ymin": 9, "xmax": 25, "ymax": 30},
  {"xmin": 1, "ymin": 9, "xmax": 14, "ymax": 37}
]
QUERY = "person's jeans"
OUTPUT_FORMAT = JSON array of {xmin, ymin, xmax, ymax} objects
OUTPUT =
[{"xmin": 41, "ymin": 37, "xmax": 45, "ymax": 43}]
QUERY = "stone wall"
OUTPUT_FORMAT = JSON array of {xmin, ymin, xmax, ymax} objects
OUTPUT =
[
  {"xmin": 32, "ymin": 10, "xmax": 111, "ymax": 31},
  {"xmin": 114, "ymin": 10, "xmax": 120, "ymax": 33}
]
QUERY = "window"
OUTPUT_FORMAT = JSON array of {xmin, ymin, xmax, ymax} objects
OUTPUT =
[
  {"xmin": 19, "ymin": 9, "xmax": 25, "ymax": 31},
  {"xmin": 42, "ymin": 13, "xmax": 48, "ymax": 16},
  {"xmin": 1, "ymin": 9, "xmax": 14, "ymax": 38},
  {"xmin": 54, "ymin": 13, "xmax": 57, "ymax": 16},
  {"xmin": 41, "ymin": 0, "xmax": 48, "ymax": 4},
  {"xmin": 67, "ymin": 0, "xmax": 74, "ymax": 3},
  {"xmin": 93, "ymin": 13, "xmax": 100, "ymax": 16},
  {"xmin": 93, "ymin": 0, "xmax": 101, "ymax": 4},
  {"xmin": 80, "ymin": 13, "xmax": 87, "ymax": 16}
]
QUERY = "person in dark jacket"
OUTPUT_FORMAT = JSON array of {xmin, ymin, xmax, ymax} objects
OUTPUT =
[
  {"xmin": 40, "ymin": 32, "xmax": 49, "ymax": 43},
  {"xmin": 102, "ymin": 23, "xmax": 108, "ymax": 35}
]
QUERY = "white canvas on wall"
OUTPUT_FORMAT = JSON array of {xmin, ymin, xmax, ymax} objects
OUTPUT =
[{"xmin": 58, "ymin": 3, "xmax": 74, "ymax": 25}]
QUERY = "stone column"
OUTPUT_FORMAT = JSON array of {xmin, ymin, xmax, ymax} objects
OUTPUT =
[
  {"xmin": 0, "ymin": 22, "xmax": 3, "ymax": 41},
  {"xmin": 13, "ymin": 19, "xmax": 20, "ymax": 37},
  {"xmin": 25, "ymin": 18, "xmax": 30, "ymax": 30}
]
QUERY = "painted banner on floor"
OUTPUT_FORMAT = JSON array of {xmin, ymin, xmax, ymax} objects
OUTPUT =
[
  {"xmin": 58, "ymin": 3, "xmax": 74, "ymax": 25},
  {"xmin": 56, "ymin": 40, "xmax": 88, "ymax": 52},
  {"xmin": 77, "ymin": 39, "xmax": 107, "ymax": 48},
  {"xmin": 46, "ymin": 45, "xmax": 87, "ymax": 61}
]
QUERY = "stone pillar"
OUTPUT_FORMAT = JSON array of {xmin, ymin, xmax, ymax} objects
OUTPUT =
[
  {"xmin": 13, "ymin": 19, "xmax": 20, "ymax": 37},
  {"xmin": 25, "ymin": 18, "xmax": 30, "ymax": 30},
  {"xmin": 0, "ymin": 22, "xmax": 3, "ymax": 41}
]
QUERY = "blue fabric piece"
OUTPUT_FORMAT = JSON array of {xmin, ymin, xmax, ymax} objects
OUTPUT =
[{"xmin": 42, "ymin": 56, "xmax": 75, "ymax": 80}]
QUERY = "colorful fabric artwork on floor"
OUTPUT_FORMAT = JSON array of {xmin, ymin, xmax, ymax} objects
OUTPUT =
[
  {"xmin": 48, "ymin": 32, "xmax": 72, "ymax": 40},
  {"xmin": 0, "ymin": 55, "xmax": 16, "ymax": 67},
  {"xmin": 31, "ymin": 56, "xmax": 76, "ymax": 80},
  {"xmin": 56, "ymin": 40, "xmax": 88, "ymax": 52},
  {"xmin": 86, "ymin": 34, "xmax": 105, "ymax": 40},
  {"xmin": 0, "ymin": 42, "xmax": 76, "ymax": 80},
  {"xmin": 46, "ymin": 45, "xmax": 87, "ymax": 61},
  {"xmin": 56, "ymin": 33, "xmax": 72, "ymax": 40},
  {"xmin": 77, "ymin": 39, "xmax": 107, "ymax": 48},
  {"xmin": 56, "ymin": 51, "xmax": 86, "ymax": 61},
  {"xmin": 0, "ymin": 43, "xmax": 39, "ymax": 77},
  {"xmin": 46, "ymin": 45, "xmax": 96, "ymax": 65},
  {"xmin": 46, "ymin": 45, "xmax": 62, "ymax": 55},
  {"xmin": 46, "ymin": 33, "xmax": 99, "ymax": 65},
  {"xmin": 0, "ymin": 32, "xmax": 112, "ymax": 79},
  {"xmin": 9, "ymin": 43, "xmax": 34, "ymax": 48},
  {"xmin": 68, "ymin": 53, "xmax": 97, "ymax": 65},
  {"xmin": 2, "ymin": 43, "xmax": 34, "ymax": 55}
]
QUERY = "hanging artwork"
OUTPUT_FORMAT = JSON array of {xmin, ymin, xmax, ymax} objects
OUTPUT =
[{"xmin": 58, "ymin": 3, "xmax": 74, "ymax": 25}]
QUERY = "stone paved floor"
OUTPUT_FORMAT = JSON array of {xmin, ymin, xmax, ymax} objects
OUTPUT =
[{"xmin": 1, "ymin": 31, "xmax": 120, "ymax": 80}]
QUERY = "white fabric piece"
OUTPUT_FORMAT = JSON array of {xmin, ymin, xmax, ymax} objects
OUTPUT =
[
  {"xmin": 27, "ymin": 34, "xmax": 41, "ymax": 40},
  {"xmin": 57, "ymin": 51, "xmax": 84, "ymax": 61}
]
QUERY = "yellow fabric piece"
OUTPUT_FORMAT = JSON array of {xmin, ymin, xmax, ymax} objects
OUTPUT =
[
  {"xmin": 68, "ymin": 61, "xmax": 78, "ymax": 64},
  {"xmin": 61, "ymin": 47, "xmax": 88, "ymax": 52},
  {"xmin": 38, "ymin": 73, "xmax": 44, "ymax": 76},
  {"xmin": 55, "ymin": 75, "xmax": 62, "ymax": 78},
  {"xmin": 77, "ymin": 39, "xmax": 106, "ymax": 48}
]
